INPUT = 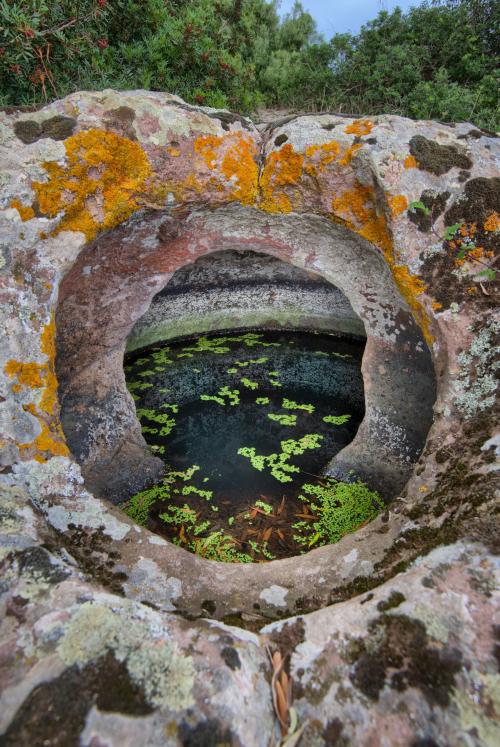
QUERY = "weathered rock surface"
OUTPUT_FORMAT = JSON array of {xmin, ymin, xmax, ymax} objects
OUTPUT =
[{"xmin": 0, "ymin": 90, "xmax": 498, "ymax": 744}]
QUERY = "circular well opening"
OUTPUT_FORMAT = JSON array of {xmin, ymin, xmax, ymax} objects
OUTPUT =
[{"xmin": 121, "ymin": 249, "xmax": 380, "ymax": 562}]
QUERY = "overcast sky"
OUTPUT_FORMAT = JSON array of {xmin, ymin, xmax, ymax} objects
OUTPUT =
[{"xmin": 278, "ymin": 0, "xmax": 419, "ymax": 38}]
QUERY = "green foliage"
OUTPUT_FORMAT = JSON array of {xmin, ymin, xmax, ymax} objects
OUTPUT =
[
  {"xmin": 293, "ymin": 479, "xmax": 384, "ymax": 548},
  {"xmin": 2, "ymin": 0, "xmax": 497, "ymax": 127}
]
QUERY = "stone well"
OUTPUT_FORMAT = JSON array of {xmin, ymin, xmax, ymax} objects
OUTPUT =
[{"xmin": 0, "ymin": 91, "xmax": 498, "ymax": 746}]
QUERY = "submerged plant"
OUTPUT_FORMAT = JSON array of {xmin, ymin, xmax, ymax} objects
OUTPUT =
[{"xmin": 293, "ymin": 479, "xmax": 384, "ymax": 548}]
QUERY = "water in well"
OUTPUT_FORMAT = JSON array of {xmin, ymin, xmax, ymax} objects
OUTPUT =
[{"xmin": 124, "ymin": 330, "xmax": 382, "ymax": 561}]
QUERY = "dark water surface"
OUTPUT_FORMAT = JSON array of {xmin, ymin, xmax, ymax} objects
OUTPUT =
[{"xmin": 125, "ymin": 330, "xmax": 365, "ymax": 509}]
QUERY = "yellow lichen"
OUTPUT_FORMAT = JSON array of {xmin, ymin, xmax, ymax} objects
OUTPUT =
[
  {"xmin": 305, "ymin": 141, "xmax": 341, "ymax": 172},
  {"xmin": 10, "ymin": 199, "xmax": 35, "ymax": 222},
  {"xmin": 5, "ymin": 317, "xmax": 68, "ymax": 462},
  {"xmin": 389, "ymin": 194, "xmax": 409, "ymax": 216},
  {"xmin": 404, "ymin": 154, "xmax": 417, "ymax": 169},
  {"xmin": 5, "ymin": 360, "xmax": 44, "ymax": 388},
  {"xmin": 332, "ymin": 182, "xmax": 432, "ymax": 343},
  {"xmin": 260, "ymin": 143, "xmax": 304, "ymax": 213},
  {"xmin": 193, "ymin": 133, "xmax": 259, "ymax": 205},
  {"xmin": 32, "ymin": 129, "xmax": 152, "ymax": 240},
  {"xmin": 483, "ymin": 211, "xmax": 499, "ymax": 232},
  {"xmin": 344, "ymin": 120, "xmax": 374, "ymax": 136}
]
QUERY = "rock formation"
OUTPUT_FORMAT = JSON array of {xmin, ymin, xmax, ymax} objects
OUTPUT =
[{"xmin": 0, "ymin": 91, "xmax": 498, "ymax": 745}]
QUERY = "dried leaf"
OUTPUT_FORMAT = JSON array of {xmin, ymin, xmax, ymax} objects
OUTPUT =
[
  {"xmin": 277, "ymin": 529, "xmax": 285, "ymax": 541},
  {"xmin": 275, "ymin": 679, "xmax": 288, "ymax": 733},
  {"xmin": 263, "ymin": 527, "xmax": 273, "ymax": 542},
  {"xmin": 280, "ymin": 671, "xmax": 290, "ymax": 703},
  {"xmin": 277, "ymin": 496, "xmax": 286, "ymax": 515}
]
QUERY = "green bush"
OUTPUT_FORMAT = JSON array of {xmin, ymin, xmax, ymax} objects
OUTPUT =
[{"xmin": 1, "ymin": 0, "xmax": 498, "ymax": 128}]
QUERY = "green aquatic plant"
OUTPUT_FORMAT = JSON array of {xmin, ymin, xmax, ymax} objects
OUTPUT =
[
  {"xmin": 238, "ymin": 433, "xmax": 323, "ymax": 483},
  {"xmin": 191, "ymin": 531, "xmax": 252, "ymax": 563},
  {"xmin": 151, "ymin": 348, "xmax": 173, "ymax": 366},
  {"xmin": 227, "ymin": 367, "xmax": 238, "ymax": 374},
  {"xmin": 256, "ymin": 397, "xmax": 270, "ymax": 405},
  {"xmin": 282, "ymin": 398, "xmax": 315, "ymax": 414},
  {"xmin": 255, "ymin": 499, "xmax": 274, "ymax": 515},
  {"xmin": 241, "ymin": 377, "xmax": 259, "ymax": 390},
  {"xmin": 136, "ymin": 408, "xmax": 176, "ymax": 436},
  {"xmin": 137, "ymin": 369, "xmax": 157, "ymax": 378},
  {"xmin": 201, "ymin": 386, "xmax": 240, "ymax": 406},
  {"xmin": 181, "ymin": 485, "xmax": 213, "ymax": 501},
  {"xmin": 293, "ymin": 479, "xmax": 384, "ymax": 548},
  {"xmin": 267, "ymin": 413, "xmax": 297, "ymax": 426},
  {"xmin": 200, "ymin": 393, "xmax": 225, "ymax": 406},
  {"xmin": 181, "ymin": 336, "xmax": 232, "ymax": 355},
  {"xmin": 124, "ymin": 465, "xmax": 201, "ymax": 525},
  {"xmin": 323, "ymin": 414, "xmax": 351, "ymax": 425},
  {"xmin": 159, "ymin": 503, "xmax": 197, "ymax": 528},
  {"xmin": 127, "ymin": 380, "xmax": 153, "ymax": 393}
]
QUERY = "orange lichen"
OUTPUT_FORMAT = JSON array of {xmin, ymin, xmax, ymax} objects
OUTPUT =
[
  {"xmin": 332, "ymin": 181, "xmax": 432, "ymax": 343},
  {"xmin": 389, "ymin": 194, "xmax": 409, "ymax": 216},
  {"xmin": 432, "ymin": 301, "xmax": 443, "ymax": 311},
  {"xmin": 483, "ymin": 211, "xmax": 499, "ymax": 232},
  {"xmin": 345, "ymin": 120, "xmax": 374, "ymax": 136},
  {"xmin": 305, "ymin": 141, "xmax": 341, "ymax": 173},
  {"xmin": 167, "ymin": 146, "xmax": 181, "ymax": 157},
  {"xmin": 5, "ymin": 360, "xmax": 45, "ymax": 388},
  {"xmin": 338, "ymin": 142, "xmax": 363, "ymax": 166},
  {"xmin": 260, "ymin": 143, "xmax": 304, "ymax": 213},
  {"xmin": 32, "ymin": 129, "xmax": 152, "ymax": 240},
  {"xmin": 10, "ymin": 199, "xmax": 35, "ymax": 221},
  {"xmin": 404, "ymin": 155, "xmax": 417, "ymax": 169},
  {"xmin": 193, "ymin": 133, "xmax": 259, "ymax": 205},
  {"xmin": 6, "ymin": 317, "xmax": 68, "ymax": 462}
]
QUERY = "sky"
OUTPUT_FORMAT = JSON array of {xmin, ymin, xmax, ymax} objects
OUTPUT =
[{"xmin": 278, "ymin": 0, "xmax": 419, "ymax": 38}]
